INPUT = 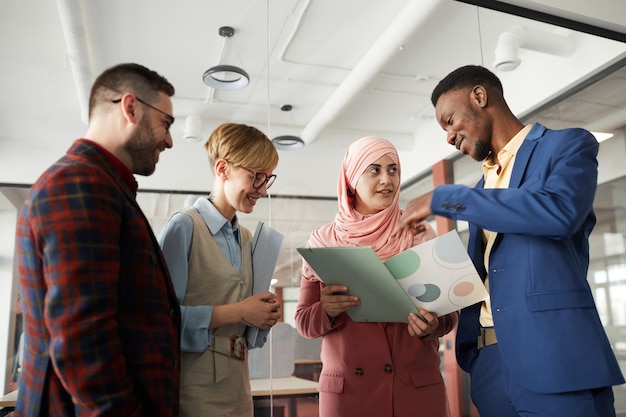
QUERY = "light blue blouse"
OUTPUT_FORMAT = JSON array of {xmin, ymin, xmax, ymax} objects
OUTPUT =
[{"xmin": 158, "ymin": 197, "xmax": 266, "ymax": 352}]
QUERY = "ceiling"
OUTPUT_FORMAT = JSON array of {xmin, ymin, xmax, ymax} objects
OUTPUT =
[
  {"xmin": 1, "ymin": 0, "xmax": 626, "ymax": 286},
  {"xmin": 1, "ymin": 0, "xmax": 625, "ymax": 197}
]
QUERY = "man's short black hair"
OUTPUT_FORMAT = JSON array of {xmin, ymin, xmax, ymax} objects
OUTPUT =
[
  {"xmin": 89, "ymin": 63, "xmax": 175, "ymax": 118},
  {"xmin": 431, "ymin": 65, "xmax": 503, "ymax": 106}
]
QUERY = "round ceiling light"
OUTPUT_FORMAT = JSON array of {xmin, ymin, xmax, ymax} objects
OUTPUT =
[
  {"xmin": 272, "ymin": 103, "xmax": 304, "ymax": 150},
  {"xmin": 202, "ymin": 65, "xmax": 250, "ymax": 90},
  {"xmin": 202, "ymin": 26, "xmax": 250, "ymax": 90},
  {"xmin": 272, "ymin": 135, "xmax": 305, "ymax": 151}
]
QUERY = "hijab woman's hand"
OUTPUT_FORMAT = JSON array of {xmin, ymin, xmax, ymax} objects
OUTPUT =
[
  {"xmin": 321, "ymin": 284, "xmax": 360, "ymax": 319},
  {"xmin": 407, "ymin": 308, "xmax": 439, "ymax": 338}
]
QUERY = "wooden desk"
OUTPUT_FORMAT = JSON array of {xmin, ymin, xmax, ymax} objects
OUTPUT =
[
  {"xmin": 251, "ymin": 376, "xmax": 318, "ymax": 417},
  {"xmin": 0, "ymin": 389, "xmax": 17, "ymax": 407},
  {"xmin": 0, "ymin": 378, "xmax": 319, "ymax": 415},
  {"xmin": 293, "ymin": 359, "xmax": 321, "ymax": 365},
  {"xmin": 250, "ymin": 376, "xmax": 318, "ymax": 397}
]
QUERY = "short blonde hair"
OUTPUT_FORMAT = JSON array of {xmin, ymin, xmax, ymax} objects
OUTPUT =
[{"xmin": 204, "ymin": 123, "xmax": 279, "ymax": 172}]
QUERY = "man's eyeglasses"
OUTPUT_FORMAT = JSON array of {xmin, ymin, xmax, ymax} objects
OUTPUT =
[
  {"xmin": 239, "ymin": 166, "xmax": 276, "ymax": 190},
  {"xmin": 112, "ymin": 96, "xmax": 175, "ymax": 126}
]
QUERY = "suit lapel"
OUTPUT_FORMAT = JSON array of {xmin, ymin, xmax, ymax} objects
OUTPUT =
[
  {"xmin": 509, "ymin": 123, "xmax": 544, "ymax": 188},
  {"xmin": 468, "ymin": 177, "xmax": 488, "ymax": 281},
  {"xmin": 477, "ymin": 124, "xmax": 544, "ymax": 258}
]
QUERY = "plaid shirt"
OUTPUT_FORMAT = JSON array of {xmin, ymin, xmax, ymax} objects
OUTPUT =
[{"xmin": 15, "ymin": 140, "xmax": 181, "ymax": 416}]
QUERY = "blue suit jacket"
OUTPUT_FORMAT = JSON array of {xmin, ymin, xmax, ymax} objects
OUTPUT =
[{"xmin": 431, "ymin": 124, "xmax": 624, "ymax": 394}]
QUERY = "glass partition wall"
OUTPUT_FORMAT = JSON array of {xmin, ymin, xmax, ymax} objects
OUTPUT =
[
  {"xmin": 589, "ymin": 175, "xmax": 626, "ymax": 412},
  {"xmin": 2, "ymin": 3, "xmax": 626, "ymax": 417}
]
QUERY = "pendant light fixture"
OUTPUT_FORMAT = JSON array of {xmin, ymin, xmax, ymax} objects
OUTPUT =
[
  {"xmin": 272, "ymin": 104, "xmax": 305, "ymax": 150},
  {"xmin": 183, "ymin": 114, "xmax": 203, "ymax": 143},
  {"xmin": 202, "ymin": 26, "xmax": 250, "ymax": 90}
]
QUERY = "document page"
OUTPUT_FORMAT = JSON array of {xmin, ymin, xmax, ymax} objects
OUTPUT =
[{"xmin": 297, "ymin": 230, "xmax": 487, "ymax": 322}]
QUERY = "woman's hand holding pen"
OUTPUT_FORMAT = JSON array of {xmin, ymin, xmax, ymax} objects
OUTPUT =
[
  {"xmin": 407, "ymin": 308, "xmax": 439, "ymax": 338},
  {"xmin": 321, "ymin": 284, "xmax": 360, "ymax": 319}
]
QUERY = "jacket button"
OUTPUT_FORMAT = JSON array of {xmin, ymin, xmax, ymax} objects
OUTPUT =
[
  {"xmin": 355, "ymin": 367, "xmax": 364, "ymax": 377},
  {"xmin": 384, "ymin": 364, "xmax": 393, "ymax": 374}
]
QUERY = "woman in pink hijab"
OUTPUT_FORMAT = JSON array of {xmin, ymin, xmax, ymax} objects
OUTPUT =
[{"xmin": 295, "ymin": 136, "xmax": 458, "ymax": 417}]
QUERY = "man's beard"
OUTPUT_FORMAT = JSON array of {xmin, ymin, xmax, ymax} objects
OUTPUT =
[
  {"xmin": 473, "ymin": 140, "xmax": 491, "ymax": 162},
  {"xmin": 125, "ymin": 116, "xmax": 158, "ymax": 176}
]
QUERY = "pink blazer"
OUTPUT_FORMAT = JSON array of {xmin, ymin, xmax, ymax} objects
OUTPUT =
[{"xmin": 295, "ymin": 230, "xmax": 458, "ymax": 417}]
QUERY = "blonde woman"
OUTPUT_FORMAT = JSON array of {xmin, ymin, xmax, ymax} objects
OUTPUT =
[{"xmin": 158, "ymin": 123, "xmax": 281, "ymax": 416}]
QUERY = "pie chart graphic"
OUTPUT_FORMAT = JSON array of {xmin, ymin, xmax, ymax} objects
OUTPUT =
[
  {"xmin": 408, "ymin": 283, "xmax": 441, "ymax": 303},
  {"xmin": 383, "ymin": 230, "xmax": 487, "ymax": 311},
  {"xmin": 432, "ymin": 231, "xmax": 468, "ymax": 268},
  {"xmin": 385, "ymin": 249, "xmax": 420, "ymax": 279},
  {"xmin": 449, "ymin": 274, "xmax": 480, "ymax": 306}
]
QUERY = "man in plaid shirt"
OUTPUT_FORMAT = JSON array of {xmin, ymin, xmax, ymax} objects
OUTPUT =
[{"xmin": 14, "ymin": 63, "xmax": 181, "ymax": 416}]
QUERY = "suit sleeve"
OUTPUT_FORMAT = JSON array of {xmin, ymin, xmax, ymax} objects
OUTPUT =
[{"xmin": 430, "ymin": 129, "xmax": 598, "ymax": 239}]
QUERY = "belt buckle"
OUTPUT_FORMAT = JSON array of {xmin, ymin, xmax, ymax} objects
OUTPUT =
[
  {"xmin": 230, "ymin": 335, "xmax": 246, "ymax": 361},
  {"xmin": 478, "ymin": 328, "xmax": 486, "ymax": 350}
]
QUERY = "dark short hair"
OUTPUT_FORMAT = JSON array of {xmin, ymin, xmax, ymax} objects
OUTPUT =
[
  {"xmin": 431, "ymin": 65, "xmax": 503, "ymax": 106},
  {"xmin": 88, "ymin": 63, "xmax": 175, "ymax": 117}
]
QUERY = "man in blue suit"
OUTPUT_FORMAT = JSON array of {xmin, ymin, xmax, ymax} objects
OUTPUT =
[{"xmin": 397, "ymin": 65, "xmax": 624, "ymax": 417}]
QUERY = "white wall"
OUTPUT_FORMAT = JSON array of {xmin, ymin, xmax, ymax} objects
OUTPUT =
[{"xmin": 0, "ymin": 198, "xmax": 18, "ymax": 395}]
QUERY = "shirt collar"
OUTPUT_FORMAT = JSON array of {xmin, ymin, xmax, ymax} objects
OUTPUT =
[
  {"xmin": 192, "ymin": 196, "xmax": 239, "ymax": 235},
  {"xmin": 82, "ymin": 139, "xmax": 138, "ymax": 195},
  {"xmin": 482, "ymin": 124, "xmax": 532, "ymax": 177}
]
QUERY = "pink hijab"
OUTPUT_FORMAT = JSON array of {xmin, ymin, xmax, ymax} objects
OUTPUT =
[{"xmin": 307, "ymin": 136, "xmax": 415, "ymax": 262}]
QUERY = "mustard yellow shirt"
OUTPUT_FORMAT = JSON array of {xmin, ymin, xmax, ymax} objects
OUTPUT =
[{"xmin": 479, "ymin": 124, "xmax": 532, "ymax": 327}]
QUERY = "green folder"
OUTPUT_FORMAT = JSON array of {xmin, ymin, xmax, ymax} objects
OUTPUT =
[
  {"xmin": 297, "ymin": 246, "xmax": 419, "ymax": 323},
  {"xmin": 297, "ymin": 230, "xmax": 487, "ymax": 323}
]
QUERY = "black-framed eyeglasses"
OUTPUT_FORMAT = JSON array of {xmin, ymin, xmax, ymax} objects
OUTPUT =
[
  {"xmin": 112, "ymin": 96, "xmax": 175, "ymax": 126},
  {"xmin": 239, "ymin": 166, "xmax": 277, "ymax": 190}
]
